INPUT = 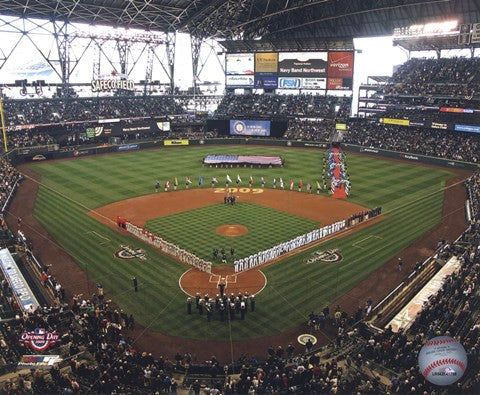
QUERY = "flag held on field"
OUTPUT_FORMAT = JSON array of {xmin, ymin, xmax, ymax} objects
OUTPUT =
[
  {"xmin": 289, "ymin": 179, "xmax": 294, "ymax": 190},
  {"xmin": 199, "ymin": 176, "xmax": 204, "ymax": 185},
  {"xmin": 236, "ymin": 174, "xmax": 242, "ymax": 184},
  {"xmin": 249, "ymin": 176, "xmax": 253, "ymax": 186},
  {"xmin": 174, "ymin": 177, "xmax": 178, "ymax": 186},
  {"xmin": 226, "ymin": 174, "xmax": 232, "ymax": 183}
]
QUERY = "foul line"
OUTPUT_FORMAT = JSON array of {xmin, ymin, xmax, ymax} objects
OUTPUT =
[
  {"xmin": 86, "ymin": 230, "xmax": 111, "ymax": 245},
  {"xmin": 352, "ymin": 235, "xmax": 383, "ymax": 249},
  {"xmin": 19, "ymin": 171, "xmax": 115, "ymax": 225}
]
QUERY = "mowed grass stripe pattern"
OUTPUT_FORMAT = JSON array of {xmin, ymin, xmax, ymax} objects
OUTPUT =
[
  {"xmin": 146, "ymin": 202, "xmax": 319, "ymax": 262},
  {"xmin": 30, "ymin": 146, "xmax": 454, "ymax": 340}
]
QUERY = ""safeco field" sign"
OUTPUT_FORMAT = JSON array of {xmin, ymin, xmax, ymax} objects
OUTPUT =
[{"xmin": 91, "ymin": 79, "xmax": 135, "ymax": 92}]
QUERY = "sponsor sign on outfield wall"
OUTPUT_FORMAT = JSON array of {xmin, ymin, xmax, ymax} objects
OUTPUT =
[
  {"xmin": 432, "ymin": 122, "xmax": 448, "ymax": 129},
  {"xmin": 454, "ymin": 124, "xmax": 480, "ymax": 133},
  {"xmin": 164, "ymin": 139, "xmax": 189, "ymax": 146},
  {"xmin": 230, "ymin": 120, "xmax": 271, "ymax": 137},
  {"xmin": 380, "ymin": 118, "xmax": 410, "ymax": 126},
  {"xmin": 327, "ymin": 51, "xmax": 354, "ymax": 78}
]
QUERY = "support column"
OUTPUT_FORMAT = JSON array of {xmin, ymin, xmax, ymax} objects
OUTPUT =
[
  {"xmin": 53, "ymin": 21, "xmax": 71, "ymax": 98},
  {"xmin": 166, "ymin": 32, "xmax": 176, "ymax": 94},
  {"xmin": 191, "ymin": 35, "xmax": 203, "ymax": 94},
  {"xmin": 117, "ymin": 39, "xmax": 130, "ymax": 76}
]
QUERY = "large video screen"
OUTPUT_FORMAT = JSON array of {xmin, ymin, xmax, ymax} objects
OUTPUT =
[
  {"xmin": 229, "ymin": 120, "xmax": 271, "ymax": 137},
  {"xmin": 226, "ymin": 53, "xmax": 254, "ymax": 75}
]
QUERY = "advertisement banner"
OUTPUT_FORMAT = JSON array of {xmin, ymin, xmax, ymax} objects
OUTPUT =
[
  {"xmin": 440, "ymin": 107, "xmax": 468, "ymax": 113},
  {"xmin": 455, "ymin": 124, "xmax": 480, "ymax": 133},
  {"xmin": 327, "ymin": 78, "xmax": 353, "ymax": 90},
  {"xmin": 226, "ymin": 75, "xmax": 254, "ymax": 87},
  {"xmin": 380, "ymin": 118, "xmax": 410, "ymax": 126},
  {"xmin": 255, "ymin": 52, "xmax": 278, "ymax": 73},
  {"xmin": 432, "ymin": 122, "xmax": 448, "ymax": 129},
  {"xmin": 0, "ymin": 248, "xmax": 39, "ymax": 312},
  {"xmin": 336, "ymin": 123, "xmax": 347, "ymax": 130},
  {"xmin": 18, "ymin": 355, "xmax": 62, "ymax": 370},
  {"xmin": 278, "ymin": 52, "xmax": 327, "ymax": 77},
  {"xmin": 117, "ymin": 144, "xmax": 140, "ymax": 151},
  {"xmin": 327, "ymin": 51, "xmax": 354, "ymax": 78},
  {"xmin": 278, "ymin": 77, "xmax": 302, "ymax": 89},
  {"xmin": 254, "ymin": 76, "xmax": 278, "ymax": 89},
  {"xmin": 225, "ymin": 54, "xmax": 254, "ymax": 75},
  {"xmin": 164, "ymin": 139, "xmax": 189, "ymax": 146},
  {"xmin": 410, "ymin": 120, "xmax": 426, "ymax": 127},
  {"xmin": 301, "ymin": 77, "xmax": 326, "ymax": 90},
  {"xmin": 230, "ymin": 120, "xmax": 271, "ymax": 137}
]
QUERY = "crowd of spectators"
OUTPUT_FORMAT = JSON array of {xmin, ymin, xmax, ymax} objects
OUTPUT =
[
  {"xmin": 215, "ymin": 94, "xmax": 351, "ymax": 119},
  {"xmin": 0, "ymin": 159, "xmax": 21, "ymax": 211},
  {"xmin": 466, "ymin": 173, "xmax": 480, "ymax": 221},
  {"xmin": 2, "ymin": 132, "xmax": 56, "ymax": 149},
  {"xmin": 282, "ymin": 118, "xmax": 480, "ymax": 163},
  {"xmin": 373, "ymin": 57, "xmax": 480, "ymax": 97},
  {"xmin": 343, "ymin": 121, "xmax": 480, "ymax": 162},
  {"xmin": 283, "ymin": 119, "xmax": 332, "ymax": 141},
  {"xmin": 354, "ymin": 221, "xmax": 480, "ymax": 394},
  {"xmin": 3, "ymin": 96, "xmax": 185, "ymax": 126},
  {"xmin": 376, "ymin": 108, "xmax": 480, "ymax": 125}
]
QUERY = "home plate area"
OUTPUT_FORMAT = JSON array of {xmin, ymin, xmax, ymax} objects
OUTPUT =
[{"xmin": 179, "ymin": 266, "xmax": 266, "ymax": 297}]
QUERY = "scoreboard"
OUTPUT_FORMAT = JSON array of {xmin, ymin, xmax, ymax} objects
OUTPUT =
[{"xmin": 225, "ymin": 51, "xmax": 354, "ymax": 90}]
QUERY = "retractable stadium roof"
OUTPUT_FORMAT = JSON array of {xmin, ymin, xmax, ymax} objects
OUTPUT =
[{"xmin": 0, "ymin": 0, "xmax": 478, "ymax": 39}]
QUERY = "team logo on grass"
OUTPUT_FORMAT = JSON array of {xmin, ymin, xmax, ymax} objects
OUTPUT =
[
  {"xmin": 305, "ymin": 248, "xmax": 343, "ymax": 264},
  {"xmin": 115, "ymin": 245, "xmax": 147, "ymax": 261}
]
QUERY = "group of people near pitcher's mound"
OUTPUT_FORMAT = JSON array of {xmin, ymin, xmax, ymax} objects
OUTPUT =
[{"xmin": 187, "ymin": 288, "xmax": 256, "ymax": 322}]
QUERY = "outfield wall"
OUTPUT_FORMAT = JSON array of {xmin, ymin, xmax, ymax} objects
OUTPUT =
[{"xmin": 9, "ymin": 138, "xmax": 479, "ymax": 171}]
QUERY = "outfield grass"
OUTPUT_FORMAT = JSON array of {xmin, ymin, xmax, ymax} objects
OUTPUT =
[
  {"xmin": 146, "ymin": 202, "xmax": 319, "ymax": 262},
  {"xmin": 30, "ymin": 145, "xmax": 454, "ymax": 340}
]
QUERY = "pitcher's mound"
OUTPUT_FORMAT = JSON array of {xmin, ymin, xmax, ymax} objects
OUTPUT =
[{"xmin": 216, "ymin": 224, "xmax": 248, "ymax": 237}]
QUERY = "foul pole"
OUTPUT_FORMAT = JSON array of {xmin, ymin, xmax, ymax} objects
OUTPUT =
[{"xmin": 0, "ymin": 96, "xmax": 7, "ymax": 152}]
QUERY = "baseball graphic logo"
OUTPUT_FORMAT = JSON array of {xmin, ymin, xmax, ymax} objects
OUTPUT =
[
  {"xmin": 418, "ymin": 336, "xmax": 467, "ymax": 386},
  {"xmin": 234, "ymin": 121, "xmax": 246, "ymax": 134},
  {"xmin": 297, "ymin": 334, "xmax": 317, "ymax": 346}
]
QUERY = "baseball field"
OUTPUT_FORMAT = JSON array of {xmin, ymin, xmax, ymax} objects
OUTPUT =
[{"xmin": 27, "ymin": 145, "xmax": 454, "ymax": 343}]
